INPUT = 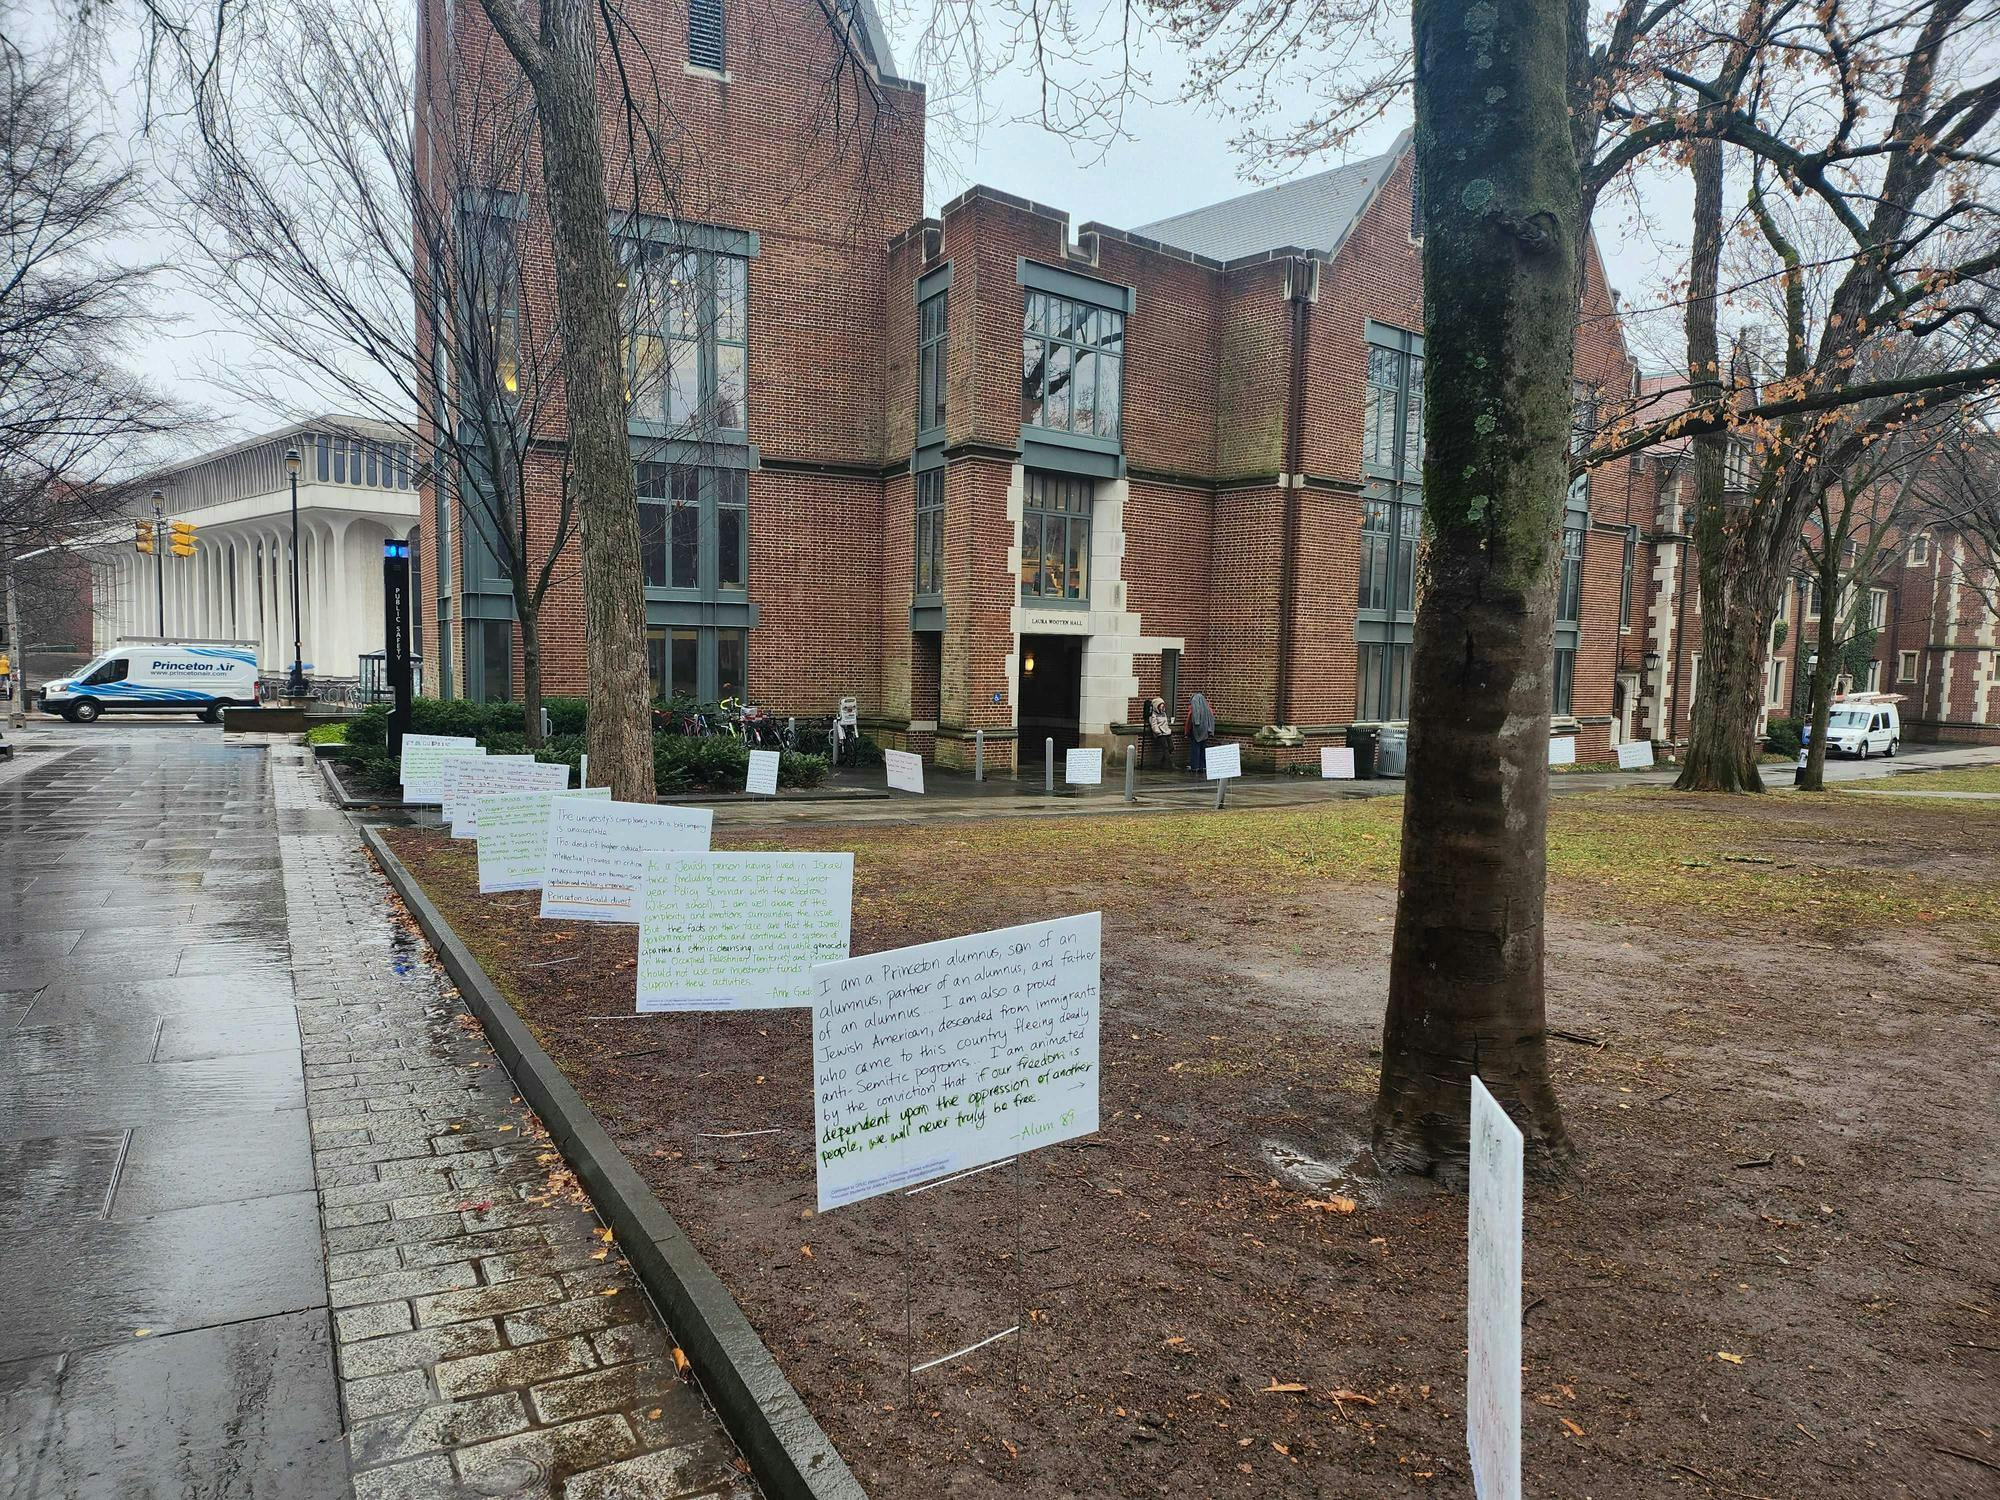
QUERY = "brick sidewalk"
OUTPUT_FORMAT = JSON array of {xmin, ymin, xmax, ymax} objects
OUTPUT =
[{"xmin": 273, "ymin": 746, "xmax": 757, "ymax": 1500}]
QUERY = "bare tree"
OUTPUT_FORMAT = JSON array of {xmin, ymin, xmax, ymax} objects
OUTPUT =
[
  {"xmin": 164, "ymin": 0, "xmax": 578, "ymax": 744},
  {"xmin": 1, "ymin": 9, "xmax": 190, "ymax": 720}
]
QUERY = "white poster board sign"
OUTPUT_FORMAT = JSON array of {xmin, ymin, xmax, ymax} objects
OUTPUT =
[
  {"xmin": 476, "ymin": 787, "xmax": 610, "ymax": 893},
  {"xmin": 1206, "ymin": 742, "xmax": 1242, "ymax": 780},
  {"xmin": 1064, "ymin": 747, "xmax": 1103, "ymax": 785},
  {"xmin": 1547, "ymin": 736, "xmax": 1577, "ymax": 767},
  {"xmin": 442, "ymin": 751, "xmax": 524, "ymax": 824},
  {"xmin": 1321, "ymin": 746, "xmax": 1356, "ymax": 780},
  {"xmin": 539, "ymin": 801, "xmax": 715, "ymax": 922},
  {"xmin": 636, "ymin": 853, "xmax": 853, "ymax": 1011},
  {"xmin": 452, "ymin": 758, "xmax": 573, "ymax": 839},
  {"xmin": 884, "ymin": 747, "xmax": 925, "ymax": 794},
  {"xmin": 1615, "ymin": 739, "xmax": 1654, "ymax": 770},
  {"xmin": 1468, "ymin": 1075, "xmax": 1525, "ymax": 1500},
  {"xmin": 745, "ymin": 749, "xmax": 780, "ymax": 796},
  {"xmin": 812, "ymin": 912, "xmax": 1101, "ymax": 1211},
  {"xmin": 399, "ymin": 735, "xmax": 479, "ymax": 803}
]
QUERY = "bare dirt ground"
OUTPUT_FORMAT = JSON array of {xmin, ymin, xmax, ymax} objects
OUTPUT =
[{"xmin": 383, "ymin": 786, "xmax": 2000, "ymax": 1500}]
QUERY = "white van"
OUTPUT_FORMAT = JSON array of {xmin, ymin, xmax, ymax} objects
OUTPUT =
[
  {"xmin": 1823, "ymin": 695, "xmax": 1901, "ymax": 759},
  {"xmin": 38, "ymin": 643, "xmax": 261, "ymax": 724}
]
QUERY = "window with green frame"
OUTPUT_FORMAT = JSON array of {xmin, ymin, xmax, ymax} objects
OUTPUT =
[
  {"xmin": 1021, "ymin": 292, "xmax": 1123, "ymax": 439},
  {"xmin": 647, "ymin": 625, "xmax": 746, "ymax": 704},
  {"xmin": 914, "ymin": 468, "xmax": 944, "ymax": 598},
  {"xmin": 1552, "ymin": 481, "xmax": 1586, "ymax": 716},
  {"xmin": 636, "ymin": 463, "xmax": 746, "ymax": 594},
  {"xmin": 917, "ymin": 289, "xmax": 946, "ymax": 436},
  {"xmin": 1357, "ymin": 324, "xmax": 1424, "ymax": 723},
  {"xmin": 1363, "ymin": 340, "xmax": 1423, "ymax": 477},
  {"xmin": 1019, "ymin": 471, "xmax": 1091, "ymax": 601},
  {"xmin": 618, "ymin": 243, "xmax": 747, "ymax": 434}
]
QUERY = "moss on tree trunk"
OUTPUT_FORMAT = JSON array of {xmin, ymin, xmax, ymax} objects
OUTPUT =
[{"xmin": 1372, "ymin": 0, "xmax": 1578, "ymax": 1172}]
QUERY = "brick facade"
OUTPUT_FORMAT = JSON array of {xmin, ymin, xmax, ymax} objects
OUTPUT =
[{"xmin": 419, "ymin": 0, "xmax": 1999, "ymax": 765}]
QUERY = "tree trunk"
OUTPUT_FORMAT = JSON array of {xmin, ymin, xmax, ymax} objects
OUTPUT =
[
  {"xmin": 519, "ymin": 589, "xmax": 544, "ymax": 749},
  {"xmin": 515, "ymin": 0, "xmax": 654, "ymax": 801},
  {"xmin": 1373, "ymin": 0, "xmax": 1579, "ymax": 1171},
  {"xmin": 3, "ymin": 555, "xmax": 24, "ymax": 729},
  {"xmin": 1801, "ymin": 560, "xmax": 1843, "ymax": 790}
]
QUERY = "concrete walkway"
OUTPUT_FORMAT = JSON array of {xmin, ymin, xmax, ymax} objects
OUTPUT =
[{"xmin": 0, "ymin": 731, "xmax": 344, "ymax": 1499}]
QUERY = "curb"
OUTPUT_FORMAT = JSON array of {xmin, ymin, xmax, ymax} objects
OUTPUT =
[
  {"xmin": 361, "ymin": 827, "xmax": 867, "ymax": 1500},
  {"xmin": 318, "ymin": 755, "xmax": 404, "ymax": 812}
]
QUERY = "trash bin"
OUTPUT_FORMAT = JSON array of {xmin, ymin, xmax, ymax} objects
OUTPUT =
[
  {"xmin": 1345, "ymin": 722, "xmax": 1381, "ymax": 780},
  {"xmin": 1376, "ymin": 722, "xmax": 1409, "ymax": 778}
]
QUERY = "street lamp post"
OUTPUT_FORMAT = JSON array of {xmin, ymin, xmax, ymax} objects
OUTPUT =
[
  {"xmin": 285, "ymin": 448, "xmax": 306, "ymax": 699},
  {"xmin": 150, "ymin": 488, "xmax": 165, "ymax": 637}
]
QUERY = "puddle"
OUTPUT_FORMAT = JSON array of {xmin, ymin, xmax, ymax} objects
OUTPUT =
[{"xmin": 1261, "ymin": 1134, "xmax": 1381, "ymax": 1204}]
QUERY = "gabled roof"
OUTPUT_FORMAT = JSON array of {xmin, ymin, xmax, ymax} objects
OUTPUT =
[
  {"xmin": 838, "ymin": 0, "xmax": 901, "ymax": 80},
  {"xmin": 1132, "ymin": 131, "xmax": 1409, "ymax": 264}
]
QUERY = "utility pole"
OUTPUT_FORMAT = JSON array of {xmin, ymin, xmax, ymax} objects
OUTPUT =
[
  {"xmin": 150, "ymin": 488, "xmax": 166, "ymax": 637},
  {"xmin": 285, "ymin": 449, "xmax": 306, "ymax": 698},
  {"xmin": 3, "ymin": 553, "xmax": 24, "ymax": 730}
]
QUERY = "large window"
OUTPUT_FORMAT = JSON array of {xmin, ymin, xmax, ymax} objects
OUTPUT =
[
  {"xmin": 1359, "ymin": 497, "xmax": 1420, "ymax": 617},
  {"xmin": 1021, "ymin": 293, "xmax": 1123, "ymax": 439},
  {"xmin": 1020, "ymin": 471, "xmax": 1091, "ymax": 601},
  {"xmin": 619, "ymin": 243, "xmax": 747, "ymax": 435},
  {"xmin": 637, "ymin": 463, "xmax": 747, "ymax": 594},
  {"xmin": 1551, "ymin": 484, "xmax": 1586, "ymax": 718},
  {"xmin": 1618, "ymin": 525, "xmax": 1637, "ymax": 630},
  {"xmin": 915, "ymin": 468, "xmax": 944, "ymax": 598},
  {"xmin": 918, "ymin": 289, "xmax": 947, "ymax": 436},
  {"xmin": 648, "ymin": 625, "xmax": 747, "ymax": 703},
  {"xmin": 1551, "ymin": 647, "xmax": 1576, "ymax": 718},
  {"xmin": 687, "ymin": 0, "xmax": 725, "ymax": 70},
  {"xmin": 468, "ymin": 618, "xmax": 512, "ymax": 703},
  {"xmin": 1363, "ymin": 343, "xmax": 1424, "ymax": 476},
  {"xmin": 1358, "ymin": 643, "xmax": 1410, "ymax": 722},
  {"xmin": 1867, "ymin": 587, "xmax": 1889, "ymax": 631},
  {"xmin": 1557, "ymin": 517, "xmax": 1584, "ymax": 626}
]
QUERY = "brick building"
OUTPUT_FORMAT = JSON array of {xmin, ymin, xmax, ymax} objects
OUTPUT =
[{"xmin": 432, "ymin": 0, "xmax": 1968, "ymax": 770}]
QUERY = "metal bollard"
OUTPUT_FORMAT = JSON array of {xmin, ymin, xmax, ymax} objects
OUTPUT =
[
  {"xmin": 975, "ymin": 728, "xmax": 985, "ymax": 782},
  {"xmin": 1045, "ymin": 737, "xmax": 1055, "ymax": 794},
  {"xmin": 1124, "ymin": 743, "xmax": 1137, "ymax": 803},
  {"xmin": 540, "ymin": 706, "xmax": 551, "ymax": 740},
  {"xmin": 1214, "ymin": 774, "xmax": 1227, "ymax": 810}
]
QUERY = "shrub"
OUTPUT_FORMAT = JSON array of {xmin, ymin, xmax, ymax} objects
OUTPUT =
[
  {"xmin": 779, "ymin": 751, "xmax": 829, "ymax": 789},
  {"xmin": 304, "ymin": 721, "xmax": 348, "ymax": 745},
  {"xmin": 1765, "ymin": 715, "xmax": 1804, "ymax": 759}
]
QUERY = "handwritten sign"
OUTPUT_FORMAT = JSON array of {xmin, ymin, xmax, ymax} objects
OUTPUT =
[
  {"xmin": 1064, "ymin": 747, "xmax": 1103, "ymax": 786},
  {"xmin": 451, "ymin": 758, "xmax": 573, "ymax": 839},
  {"xmin": 1468, "ymin": 1075, "xmax": 1524, "ymax": 1500},
  {"xmin": 399, "ymin": 734, "xmax": 479, "ymax": 803},
  {"xmin": 539, "ymin": 801, "xmax": 715, "ymax": 922},
  {"xmin": 442, "ymin": 752, "xmax": 526, "ymax": 824},
  {"xmin": 1206, "ymin": 742, "xmax": 1242, "ymax": 780},
  {"xmin": 1615, "ymin": 739, "xmax": 1654, "ymax": 770},
  {"xmin": 1547, "ymin": 736, "xmax": 1577, "ymax": 767},
  {"xmin": 745, "ymin": 749, "xmax": 780, "ymax": 796},
  {"xmin": 812, "ymin": 912, "xmax": 1101, "ymax": 1211},
  {"xmin": 476, "ymin": 787, "xmax": 610, "ymax": 893},
  {"xmin": 884, "ymin": 748, "xmax": 925, "ymax": 794},
  {"xmin": 1321, "ymin": 746, "xmax": 1356, "ymax": 779},
  {"xmin": 636, "ymin": 853, "xmax": 853, "ymax": 1011}
]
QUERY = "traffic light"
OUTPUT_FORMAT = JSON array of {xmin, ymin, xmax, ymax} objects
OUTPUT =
[
  {"xmin": 169, "ymin": 520, "xmax": 197, "ymax": 557},
  {"xmin": 135, "ymin": 519, "xmax": 154, "ymax": 554}
]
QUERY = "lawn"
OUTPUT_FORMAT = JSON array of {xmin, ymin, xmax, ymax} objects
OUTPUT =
[
  {"xmin": 381, "ymin": 785, "xmax": 2000, "ymax": 1499},
  {"xmin": 1847, "ymin": 763, "xmax": 2000, "ymax": 794}
]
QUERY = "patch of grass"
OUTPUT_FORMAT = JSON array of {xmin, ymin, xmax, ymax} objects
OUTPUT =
[
  {"xmin": 1851, "ymin": 764, "xmax": 2000, "ymax": 794},
  {"xmin": 304, "ymin": 722, "xmax": 348, "ymax": 745}
]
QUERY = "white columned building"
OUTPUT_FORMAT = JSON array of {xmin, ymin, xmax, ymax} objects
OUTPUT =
[{"xmin": 88, "ymin": 417, "xmax": 422, "ymax": 683}]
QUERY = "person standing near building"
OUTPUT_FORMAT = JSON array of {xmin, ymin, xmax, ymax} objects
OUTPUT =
[
  {"xmin": 1187, "ymin": 691, "xmax": 1215, "ymax": 776},
  {"xmin": 1146, "ymin": 695, "xmax": 1173, "ymax": 768}
]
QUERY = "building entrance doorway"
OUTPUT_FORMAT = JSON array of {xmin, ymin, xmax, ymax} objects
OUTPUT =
[{"xmin": 1018, "ymin": 634, "xmax": 1082, "ymax": 763}]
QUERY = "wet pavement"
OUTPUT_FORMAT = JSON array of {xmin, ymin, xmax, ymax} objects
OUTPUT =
[
  {"xmin": 2, "ymin": 722, "xmax": 755, "ymax": 1499},
  {"xmin": 0, "ymin": 728, "xmax": 344, "ymax": 1499}
]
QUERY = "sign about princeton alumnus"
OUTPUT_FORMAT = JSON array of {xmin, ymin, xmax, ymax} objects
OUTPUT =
[
  {"xmin": 884, "ymin": 747, "xmax": 925, "ymax": 794},
  {"xmin": 1616, "ymin": 739, "xmax": 1655, "ymax": 770},
  {"xmin": 539, "ymin": 801, "xmax": 714, "ymax": 922},
  {"xmin": 811, "ymin": 912, "xmax": 1101, "ymax": 1212},
  {"xmin": 635, "ymin": 853, "xmax": 853, "ymax": 1011},
  {"xmin": 1321, "ymin": 746, "xmax": 1356, "ymax": 779},
  {"xmin": 745, "ymin": 749, "xmax": 780, "ymax": 796},
  {"xmin": 1467, "ymin": 1075, "xmax": 1525, "ymax": 1500},
  {"xmin": 476, "ymin": 787, "xmax": 610, "ymax": 893},
  {"xmin": 442, "ymin": 752, "xmax": 526, "ymax": 825},
  {"xmin": 451, "ymin": 758, "xmax": 572, "ymax": 839},
  {"xmin": 1065, "ymin": 747, "xmax": 1103, "ymax": 785},
  {"xmin": 1548, "ymin": 736, "xmax": 1577, "ymax": 767},
  {"xmin": 1206, "ymin": 742, "xmax": 1243, "ymax": 780},
  {"xmin": 398, "ymin": 734, "xmax": 479, "ymax": 803}
]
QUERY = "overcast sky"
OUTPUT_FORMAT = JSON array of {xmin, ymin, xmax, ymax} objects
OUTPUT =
[{"xmin": 100, "ymin": 9, "xmax": 1695, "ymax": 459}]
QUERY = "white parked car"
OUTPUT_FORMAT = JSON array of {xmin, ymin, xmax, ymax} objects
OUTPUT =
[
  {"xmin": 1823, "ymin": 696, "xmax": 1901, "ymax": 759},
  {"xmin": 38, "ymin": 643, "xmax": 261, "ymax": 724}
]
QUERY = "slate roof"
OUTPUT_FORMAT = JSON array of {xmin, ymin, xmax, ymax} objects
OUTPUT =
[
  {"xmin": 840, "ymin": 0, "xmax": 901, "ymax": 79},
  {"xmin": 1132, "ymin": 131, "xmax": 1410, "ymax": 264}
]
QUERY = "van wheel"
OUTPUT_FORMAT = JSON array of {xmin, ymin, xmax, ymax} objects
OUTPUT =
[
  {"xmin": 1857, "ymin": 741, "xmax": 1869, "ymax": 760},
  {"xmin": 1886, "ymin": 738, "xmax": 1898, "ymax": 758},
  {"xmin": 71, "ymin": 699, "xmax": 101, "ymax": 724},
  {"xmin": 200, "ymin": 703, "xmax": 225, "ymax": 724}
]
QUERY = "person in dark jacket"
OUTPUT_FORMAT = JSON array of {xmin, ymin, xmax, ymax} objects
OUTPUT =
[{"xmin": 1187, "ymin": 692, "xmax": 1214, "ymax": 775}]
